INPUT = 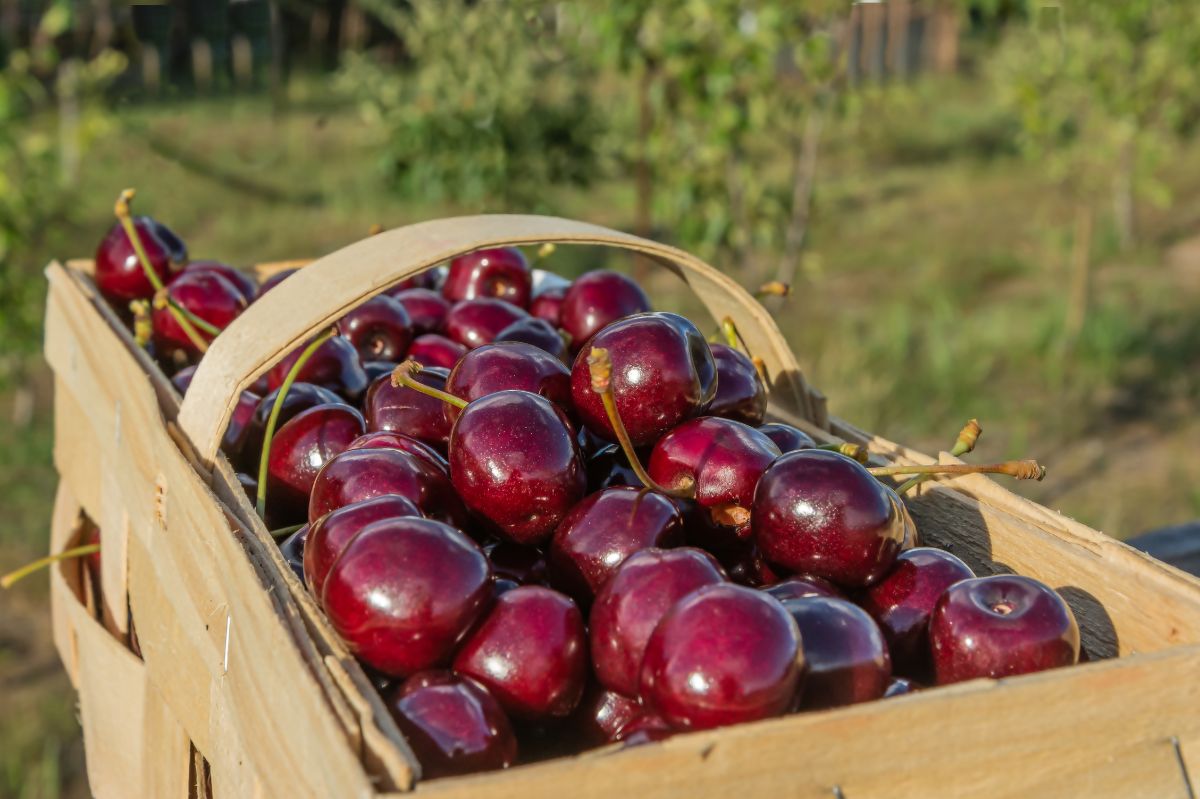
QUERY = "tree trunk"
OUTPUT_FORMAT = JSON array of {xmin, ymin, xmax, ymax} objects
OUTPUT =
[
  {"xmin": 1062, "ymin": 204, "xmax": 1094, "ymax": 352},
  {"xmin": 775, "ymin": 109, "xmax": 825, "ymax": 291},
  {"xmin": 1113, "ymin": 135, "xmax": 1136, "ymax": 251},
  {"xmin": 633, "ymin": 62, "xmax": 655, "ymax": 279}
]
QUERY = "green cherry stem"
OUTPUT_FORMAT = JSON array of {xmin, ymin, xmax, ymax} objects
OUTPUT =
[
  {"xmin": 816, "ymin": 441, "xmax": 869, "ymax": 464},
  {"xmin": 895, "ymin": 419, "xmax": 982, "ymax": 496},
  {"xmin": 719, "ymin": 316, "xmax": 769, "ymax": 386},
  {"xmin": 390, "ymin": 360, "xmax": 468, "ymax": 409},
  {"xmin": 270, "ymin": 523, "xmax": 306, "ymax": 540},
  {"xmin": 2, "ymin": 544, "xmax": 100, "ymax": 589},
  {"xmin": 256, "ymin": 327, "xmax": 338, "ymax": 518},
  {"xmin": 867, "ymin": 459, "xmax": 1046, "ymax": 482}
]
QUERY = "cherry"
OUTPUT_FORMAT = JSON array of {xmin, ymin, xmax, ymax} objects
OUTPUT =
[
  {"xmin": 639, "ymin": 583, "xmax": 801, "ymax": 731},
  {"xmin": 720, "ymin": 542, "xmax": 784, "ymax": 588},
  {"xmin": 279, "ymin": 524, "xmax": 310, "ymax": 585},
  {"xmin": 859, "ymin": 547, "xmax": 975, "ymax": 677},
  {"xmin": 757, "ymin": 422, "xmax": 817, "ymax": 453},
  {"xmin": 308, "ymin": 448, "xmax": 471, "ymax": 530},
  {"xmin": 363, "ymin": 360, "xmax": 399, "ymax": 383},
  {"xmin": 345, "ymin": 431, "xmax": 448, "ymax": 474},
  {"xmin": 589, "ymin": 547, "xmax": 726, "ymax": 698},
  {"xmin": 304, "ymin": 495, "xmax": 424, "ymax": 598},
  {"xmin": 529, "ymin": 285, "xmax": 566, "ymax": 327},
  {"xmin": 452, "ymin": 585, "xmax": 588, "ymax": 721},
  {"xmin": 322, "ymin": 517, "xmax": 491, "ymax": 677},
  {"xmin": 221, "ymin": 390, "xmax": 261, "ymax": 461},
  {"xmin": 614, "ymin": 712, "xmax": 675, "ymax": 746},
  {"xmin": 783, "ymin": 596, "xmax": 891, "ymax": 711},
  {"xmin": 184, "ymin": 260, "xmax": 258, "ymax": 305},
  {"xmin": 94, "ymin": 216, "xmax": 186, "ymax": 304},
  {"xmin": 364, "ymin": 367, "xmax": 454, "ymax": 451},
  {"xmin": 265, "ymin": 404, "xmax": 364, "ymax": 525},
  {"xmin": 240, "ymin": 382, "xmax": 345, "ymax": 472},
  {"xmin": 443, "ymin": 247, "xmax": 532, "ymax": 308},
  {"xmin": 752, "ymin": 450, "xmax": 905, "ymax": 587},
  {"xmin": 386, "ymin": 270, "xmax": 436, "ymax": 293},
  {"xmin": 929, "ymin": 575, "xmax": 1080, "ymax": 684},
  {"xmin": 764, "ymin": 574, "xmax": 845, "ymax": 602},
  {"xmin": 707, "ymin": 344, "xmax": 768, "ymax": 425},
  {"xmin": 560, "ymin": 270, "xmax": 651, "ymax": 349},
  {"xmin": 494, "ymin": 317, "xmax": 568, "ymax": 361},
  {"xmin": 337, "ymin": 295, "xmax": 414, "ymax": 363},
  {"xmin": 390, "ymin": 288, "xmax": 451, "ymax": 335},
  {"xmin": 384, "ymin": 670, "xmax": 517, "ymax": 779},
  {"xmin": 571, "ymin": 684, "xmax": 641, "ymax": 748},
  {"xmin": 407, "ymin": 334, "xmax": 468, "ymax": 369},
  {"xmin": 268, "ymin": 334, "xmax": 369, "ymax": 403},
  {"xmin": 448, "ymin": 390, "xmax": 585, "ymax": 545},
  {"xmin": 571, "ymin": 313, "xmax": 716, "ymax": 447},
  {"xmin": 548, "ymin": 487, "xmax": 685, "ymax": 604},
  {"xmin": 151, "ymin": 268, "xmax": 247, "ymax": 361},
  {"xmin": 444, "ymin": 342, "xmax": 571, "ymax": 423},
  {"xmin": 445, "ymin": 299, "xmax": 530, "ymax": 350},
  {"xmin": 647, "ymin": 416, "xmax": 780, "ymax": 531},
  {"xmin": 585, "ymin": 445, "xmax": 641, "ymax": 491},
  {"xmin": 483, "ymin": 541, "xmax": 548, "ymax": 587},
  {"xmin": 256, "ymin": 268, "xmax": 297, "ymax": 297}
]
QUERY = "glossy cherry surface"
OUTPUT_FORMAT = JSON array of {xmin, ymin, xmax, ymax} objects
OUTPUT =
[
  {"xmin": 265, "ymin": 404, "xmax": 365, "ymax": 525},
  {"xmin": 268, "ymin": 334, "xmax": 370, "ymax": 403},
  {"xmin": 304, "ymin": 495, "xmax": 424, "ymax": 598},
  {"xmin": 707, "ymin": 344, "xmax": 768, "ymax": 425},
  {"xmin": 589, "ymin": 547, "xmax": 726, "ymax": 698},
  {"xmin": 757, "ymin": 422, "xmax": 816, "ymax": 453},
  {"xmin": 529, "ymin": 286, "xmax": 566, "ymax": 327},
  {"xmin": 345, "ymin": 430, "xmax": 448, "ymax": 473},
  {"xmin": 585, "ymin": 445, "xmax": 641, "ymax": 491},
  {"xmin": 449, "ymin": 391, "xmax": 585, "ymax": 545},
  {"xmin": 445, "ymin": 299, "xmax": 530, "ymax": 350},
  {"xmin": 571, "ymin": 684, "xmax": 641, "ymax": 747},
  {"xmin": 94, "ymin": 216, "xmax": 186, "ymax": 303},
  {"xmin": 783, "ymin": 597, "xmax": 891, "ymax": 710},
  {"xmin": 452, "ymin": 586, "xmax": 588, "ymax": 720},
  {"xmin": 322, "ymin": 517, "xmax": 491, "ymax": 677},
  {"xmin": 184, "ymin": 260, "xmax": 258, "ymax": 304},
  {"xmin": 364, "ymin": 367, "xmax": 454, "ymax": 451},
  {"xmin": 221, "ymin": 390, "xmax": 261, "ymax": 460},
  {"xmin": 240, "ymin": 382, "xmax": 344, "ymax": 471},
  {"xmin": 929, "ymin": 575, "xmax": 1080, "ymax": 684},
  {"xmin": 338, "ymin": 294, "xmax": 413, "ymax": 363},
  {"xmin": 560, "ymin": 270, "xmax": 651, "ymax": 348},
  {"xmin": 494, "ymin": 317, "xmax": 568, "ymax": 361},
  {"xmin": 278, "ymin": 524, "xmax": 309, "ymax": 585},
  {"xmin": 570, "ymin": 312, "xmax": 717, "ymax": 447},
  {"xmin": 390, "ymin": 288, "xmax": 451, "ymax": 335},
  {"xmin": 548, "ymin": 487, "xmax": 685, "ymax": 604},
  {"xmin": 151, "ymin": 268, "xmax": 247, "ymax": 361},
  {"xmin": 385, "ymin": 670, "xmax": 517, "ymax": 779},
  {"xmin": 407, "ymin": 334, "xmax": 468, "ymax": 369},
  {"xmin": 444, "ymin": 342, "xmax": 571, "ymax": 422},
  {"xmin": 639, "ymin": 583, "xmax": 801, "ymax": 731},
  {"xmin": 483, "ymin": 541, "xmax": 548, "ymax": 587},
  {"xmin": 860, "ymin": 547, "xmax": 975, "ymax": 676},
  {"xmin": 443, "ymin": 247, "xmax": 532, "ymax": 308},
  {"xmin": 752, "ymin": 450, "xmax": 905, "ymax": 587},
  {"xmin": 763, "ymin": 574, "xmax": 845, "ymax": 602}
]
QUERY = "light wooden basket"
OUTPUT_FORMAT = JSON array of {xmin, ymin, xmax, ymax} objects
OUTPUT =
[{"xmin": 44, "ymin": 215, "xmax": 1200, "ymax": 798}]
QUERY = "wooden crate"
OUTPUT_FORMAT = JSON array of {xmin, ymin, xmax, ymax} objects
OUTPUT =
[{"xmin": 44, "ymin": 215, "xmax": 1200, "ymax": 798}]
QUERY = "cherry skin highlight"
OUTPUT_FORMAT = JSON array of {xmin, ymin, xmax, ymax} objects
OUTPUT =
[
  {"xmin": 303, "ymin": 495, "xmax": 424, "ymax": 599},
  {"xmin": 757, "ymin": 422, "xmax": 817, "ymax": 454},
  {"xmin": 337, "ymin": 294, "xmax": 414, "ymax": 363}
]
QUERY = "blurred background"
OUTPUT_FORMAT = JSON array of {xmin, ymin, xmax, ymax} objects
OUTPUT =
[{"xmin": 1, "ymin": 1, "xmax": 1198, "ymax": 795}]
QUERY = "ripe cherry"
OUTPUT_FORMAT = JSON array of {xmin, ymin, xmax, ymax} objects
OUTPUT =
[
  {"xmin": 345, "ymin": 431, "xmax": 448, "ymax": 474},
  {"xmin": 571, "ymin": 684, "xmax": 641, "ymax": 748},
  {"xmin": 707, "ymin": 344, "xmax": 768, "ymax": 425},
  {"xmin": 443, "ymin": 247, "xmax": 532, "ymax": 308},
  {"xmin": 445, "ymin": 299, "xmax": 530, "ymax": 350},
  {"xmin": 338, "ymin": 295, "xmax": 413, "ymax": 363},
  {"xmin": 407, "ymin": 334, "xmax": 468, "ymax": 369},
  {"xmin": 529, "ymin": 285, "xmax": 566, "ymax": 327},
  {"xmin": 560, "ymin": 270, "xmax": 650, "ymax": 349},
  {"xmin": 268, "ymin": 334, "xmax": 369, "ymax": 403},
  {"xmin": 94, "ymin": 216, "xmax": 186, "ymax": 304},
  {"xmin": 494, "ymin": 317, "xmax": 568, "ymax": 361},
  {"xmin": 390, "ymin": 288, "xmax": 451, "ymax": 335},
  {"xmin": 444, "ymin": 342, "xmax": 571, "ymax": 423},
  {"xmin": 265, "ymin": 404, "xmax": 364, "ymax": 525},
  {"xmin": 304, "ymin": 494, "xmax": 424, "ymax": 599},
  {"xmin": 364, "ymin": 367, "xmax": 454, "ymax": 452},
  {"xmin": 240, "ymin": 383, "xmax": 344, "ymax": 472},
  {"xmin": 783, "ymin": 596, "xmax": 891, "ymax": 711},
  {"xmin": 764, "ymin": 574, "xmax": 845, "ymax": 602},
  {"xmin": 757, "ymin": 422, "xmax": 817, "ymax": 454},
  {"xmin": 184, "ymin": 260, "xmax": 257, "ymax": 305},
  {"xmin": 151, "ymin": 268, "xmax": 247, "ymax": 361}
]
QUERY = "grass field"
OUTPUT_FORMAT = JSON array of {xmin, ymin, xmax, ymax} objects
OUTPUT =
[{"xmin": 2, "ymin": 77, "xmax": 1199, "ymax": 797}]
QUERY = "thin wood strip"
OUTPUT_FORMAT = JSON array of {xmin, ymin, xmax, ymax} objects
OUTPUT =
[{"xmin": 178, "ymin": 215, "xmax": 820, "ymax": 466}]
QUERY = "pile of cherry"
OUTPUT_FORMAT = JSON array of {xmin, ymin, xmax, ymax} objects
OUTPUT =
[{"xmin": 91, "ymin": 206, "xmax": 1081, "ymax": 780}]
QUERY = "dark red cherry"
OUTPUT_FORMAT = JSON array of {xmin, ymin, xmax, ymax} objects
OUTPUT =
[
  {"xmin": 268, "ymin": 334, "xmax": 370, "ymax": 403},
  {"xmin": 570, "ymin": 312, "xmax": 717, "ymax": 447},
  {"xmin": 338, "ymin": 295, "xmax": 413, "ymax": 363},
  {"xmin": 390, "ymin": 288, "xmax": 451, "ymax": 335},
  {"xmin": 929, "ymin": 575, "xmax": 1080, "ymax": 685},
  {"xmin": 304, "ymin": 494, "xmax": 424, "ymax": 598},
  {"xmin": 221, "ymin": 389, "xmax": 261, "ymax": 460},
  {"xmin": 443, "ymin": 248, "xmax": 532, "ymax": 308},
  {"xmin": 585, "ymin": 445, "xmax": 641, "ymax": 491},
  {"xmin": 549, "ymin": 487, "xmax": 684, "ymax": 605},
  {"xmin": 345, "ymin": 430, "xmax": 448, "ymax": 474},
  {"xmin": 407, "ymin": 334, "xmax": 468, "ymax": 369},
  {"xmin": 484, "ymin": 541, "xmax": 548, "ymax": 587},
  {"xmin": 322, "ymin": 517, "xmax": 491, "ymax": 677},
  {"xmin": 445, "ymin": 342, "xmax": 571, "ymax": 423},
  {"xmin": 384, "ymin": 670, "xmax": 517, "ymax": 779},
  {"xmin": 752, "ymin": 450, "xmax": 904, "ymax": 587},
  {"xmin": 647, "ymin": 416, "xmax": 780, "ymax": 531},
  {"xmin": 265, "ymin": 404, "xmax": 365, "ymax": 525},
  {"xmin": 571, "ymin": 684, "xmax": 642, "ymax": 748},
  {"xmin": 757, "ymin": 422, "xmax": 817, "ymax": 453},
  {"xmin": 589, "ymin": 547, "xmax": 726, "ymax": 698},
  {"xmin": 784, "ymin": 596, "xmax": 891, "ymax": 711},
  {"xmin": 364, "ymin": 367, "xmax": 453, "ymax": 451},
  {"xmin": 240, "ymin": 382, "xmax": 345, "ymax": 472},
  {"xmin": 445, "ymin": 299, "xmax": 530, "ymax": 350},
  {"xmin": 308, "ymin": 447, "xmax": 471, "ymax": 530},
  {"xmin": 449, "ymin": 391, "xmax": 585, "ymax": 545},
  {"xmin": 278, "ymin": 523, "xmax": 309, "ymax": 585},
  {"xmin": 94, "ymin": 216, "xmax": 186, "ymax": 304},
  {"xmin": 386, "ymin": 270, "xmax": 436, "ymax": 294},
  {"xmin": 639, "ymin": 583, "xmax": 802, "ymax": 731},
  {"xmin": 184, "ymin": 260, "xmax": 258, "ymax": 304},
  {"xmin": 560, "ymin": 271, "xmax": 651, "ymax": 349},
  {"xmin": 452, "ymin": 586, "xmax": 588, "ymax": 721},
  {"xmin": 764, "ymin": 574, "xmax": 844, "ymax": 602},
  {"xmin": 151, "ymin": 269, "xmax": 247, "ymax": 361},
  {"xmin": 494, "ymin": 317, "xmax": 568, "ymax": 361},
  {"xmin": 529, "ymin": 285, "xmax": 566, "ymax": 327},
  {"xmin": 859, "ymin": 547, "xmax": 974, "ymax": 676},
  {"xmin": 256, "ymin": 267, "xmax": 297, "ymax": 297},
  {"xmin": 720, "ymin": 542, "xmax": 784, "ymax": 588},
  {"xmin": 707, "ymin": 344, "xmax": 768, "ymax": 425}
]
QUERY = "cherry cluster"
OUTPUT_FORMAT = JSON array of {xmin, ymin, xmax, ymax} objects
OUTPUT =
[{"xmin": 88, "ymin": 204, "xmax": 1081, "ymax": 781}]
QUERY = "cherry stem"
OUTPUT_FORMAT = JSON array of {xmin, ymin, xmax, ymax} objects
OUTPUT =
[
  {"xmin": 719, "ymin": 316, "xmax": 769, "ymax": 385},
  {"xmin": 130, "ymin": 299, "xmax": 153, "ymax": 348},
  {"xmin": 868, "ymin": 459, "xmax": 1046, "ymax": 482},
  {"xmin": 817, "ymin": 442, "xmax": 869, "ymax": 464},
  {"xmin": 390, "ymin": 360, "xmax": 468, "ymax": 409},
  {"xmin": 895, "ymin": 419, "xmax": 982, "ymax": 496},
  {"xmin": 256, "ymin": 327, "xmax": 338, "ymax": 518},
  {"xmin": 270, "ymin": 523, "xmax": 305, "ymax": 540},
  {"xmin": 586, "ymin": 347, "xmax": 694, "ymax": 500},
  {"xmin": 2, "ymin": 544, "xmax": 100, "ymax": 589},
  {"xmin": 756, "ymin": 281, "xmax": 791, "ymax": 299}
]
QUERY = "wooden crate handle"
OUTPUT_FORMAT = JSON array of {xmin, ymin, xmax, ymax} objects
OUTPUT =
[{"xmin": 178, "ymin": 214, "xmax": 819, "ymax": 467}]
